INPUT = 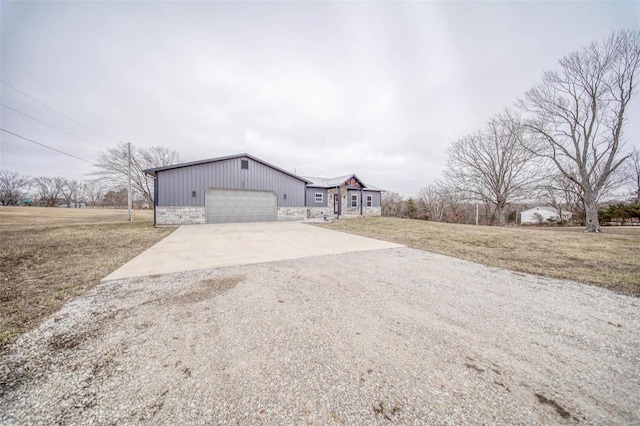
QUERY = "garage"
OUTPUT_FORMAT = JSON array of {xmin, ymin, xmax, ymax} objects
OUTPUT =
[
  {"xmin": 206, "ymin": 189, "xmax": 277, "ymax": 224},
  {"xmin": 144, "ymin": 153, "xmax": 311, "ymax": 225}
]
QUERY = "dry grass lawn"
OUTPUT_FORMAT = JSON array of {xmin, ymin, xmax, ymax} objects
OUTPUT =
[
  {"xmin": 0, "ymin": 207, "xmax": 174, "ymax": 345},
  {"xmin": 317, "ymin": 217, "xmax": 640, "ymax": 296}
]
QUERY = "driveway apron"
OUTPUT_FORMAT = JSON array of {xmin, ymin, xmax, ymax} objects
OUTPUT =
[{"xmin": 102, "ymin": 221, "xmax": 403, "ymax": 281}]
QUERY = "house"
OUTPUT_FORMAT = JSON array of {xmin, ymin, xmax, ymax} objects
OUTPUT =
[
  {"xmin": 520, "ymin": 206, "xmax": 572, "ymax": 225},
  {"xmin": 302, "ymin": 175, "xmax": 383, "ymax": 219},
  {"xmin": 143, "ymin": 153, "xmax": 383, "ymax": 225}
]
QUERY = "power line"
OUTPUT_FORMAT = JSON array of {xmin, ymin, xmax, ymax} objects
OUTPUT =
[
  {"xmin": 0, "ymin": 80, "xmax": 123, "ymax": 145},
  {"xmin": 1, "ymin": 102, "xmax": 110, "ymax": 149},
  {"xmin": 0, "ymin": 128, "xmax": 95, "ymax": 165}
]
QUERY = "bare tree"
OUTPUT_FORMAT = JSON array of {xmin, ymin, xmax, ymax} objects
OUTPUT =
[
  {"xmin": 417, "ymin": 183, "xmax": 447, "ymax": 222},
  {"xmin": 90, "ymin": 143, "xmax": 180, "ymax": 206},
  {"xmin": 83, "ymin": 181, "xmax": 104, "ymax": 206},
  {"xmin": 382, "ymin": 191, "xmax": 405, "ymax": 217},
  {"xmin": 33, "ymin": 176, "xmax": 65, "ymax": 207},
  {"xmin": 0, "ymin": 170, "xmax": 30, "ymax": 206},
  {"xmin": 519, "ymin": 30, "xmax": 640, "ymax": 232},
  {"xmin": 443, "ymin": 110, "xmax": 539, "ymax": 226},
  {"xmin": 60, "ymin": 179, "xmax": 81, "ymax": 207},
  {"xmin": 627, "ymin": 146, "xmax": 640, "ymax": 204}
]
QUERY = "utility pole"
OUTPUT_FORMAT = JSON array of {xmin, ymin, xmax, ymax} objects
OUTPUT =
[{"xmin": 128, "ymin": 142, "xmax": 133, "ymax": 222}]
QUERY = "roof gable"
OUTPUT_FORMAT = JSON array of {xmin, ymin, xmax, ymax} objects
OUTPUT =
[
  {"xmin": 143, "ymin": 153, "xmax": 311, "ymax": 183},
  {"xmin": 301, "ymin": 174, "xmax": 383, "ymax": 191}
]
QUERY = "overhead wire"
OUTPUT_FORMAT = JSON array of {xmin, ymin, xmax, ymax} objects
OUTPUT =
[
  {"xmin": 0, "ymin": 128, "xmax": 96, "ymax": 165},
  {"xmin": 0, "ymin": 80, "xmax": 124, "ymax": 145},
  {"xmin": 0, "ymin": 102, "xmax": 110, "ymax": 149}
]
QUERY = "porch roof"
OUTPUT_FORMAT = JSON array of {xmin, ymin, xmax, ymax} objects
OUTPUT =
[{"xmin": 302, "ymin": 174, "xmax": 384, "ymax": 191}]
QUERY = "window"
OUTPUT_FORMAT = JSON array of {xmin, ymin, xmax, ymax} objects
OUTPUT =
[
  {"xmin": 241, "ymin": 159, "xmax": 249, "ymax": 170},
  {"xmin": 315, "ymin": 192, "xmax": 323, "ymax": 203},
  {"xmin": 366, "ymin": 195, "xmax": 373, "ymax": 207},
  {"xmin": 351, "ymin": 194, "xmax": 358, "ymax": 207}
]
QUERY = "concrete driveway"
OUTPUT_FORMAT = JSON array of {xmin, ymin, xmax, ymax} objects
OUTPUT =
[{"xmin": 102, "ymin": 221, "xmax": 403, "ymax": 281}]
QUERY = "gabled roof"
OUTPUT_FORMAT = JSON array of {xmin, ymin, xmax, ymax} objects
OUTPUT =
[
  {"xmin": 143, "ymin": 153, "xmax": 311, "ymax": 183},
  {"xmin": 301, "ymin": 174, "xmax": 384, "ymax": 191}
]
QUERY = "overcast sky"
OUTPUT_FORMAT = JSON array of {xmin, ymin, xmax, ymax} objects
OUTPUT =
[{"xmin": 1, "ymin": 1, "xmax": 639, "ymax": 195}]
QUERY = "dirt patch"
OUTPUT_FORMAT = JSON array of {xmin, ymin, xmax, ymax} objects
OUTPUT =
[
  {"xmin": 535, "ymin": 393, "xmax": 576, "ymax": 421},
  {"xmin": 314, "ymin": 217, "xmax": 640, "ymax": 295},
  {"xmin": 169, "ymin": 275, "xmax": 245, "ymax": 305}
]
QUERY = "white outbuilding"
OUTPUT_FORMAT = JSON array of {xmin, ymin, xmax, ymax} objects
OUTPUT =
[{"xmin": 520, "ymin": 206, "xmax": 572, "ymax": 224}]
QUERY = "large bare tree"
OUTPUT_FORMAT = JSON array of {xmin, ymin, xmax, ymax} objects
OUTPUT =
[
  {"xmin": 519, "ymin": 30, "xmax": 640, "ymax": 232},
  {"xmin": 0, "ymin": 170, "xmax": 30, "ymax": 206},
  {"xmin": 443, "ymin": 110, "xmax": 539, "ymax": 226},
  {"xmin": 33, "ymin": 176, "xmax": 65, "ymax": 207},
  {"xmin": 90, "ymin": 143, "xmax": 180, "ymax": 205}
]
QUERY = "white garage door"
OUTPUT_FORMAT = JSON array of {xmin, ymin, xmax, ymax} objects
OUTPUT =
[{"xmin": 206, "ymin": 189, "xmax": 277, "ymax": 224}]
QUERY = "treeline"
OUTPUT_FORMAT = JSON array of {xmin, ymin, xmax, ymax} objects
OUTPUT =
[
  {"xmin": 1, "ymin": 143, "xmax": 181, "ymax": 209},
  {"xmin": 383, "ymin": 189, "xmax": 640, "ymax": 226},
  {"xmin": 0, "ymin": 170, "xmax": 147, "ymax": 208},
  {"xmin": 383, "ymin": 189, "xmax": 552, "ymax": 226}
]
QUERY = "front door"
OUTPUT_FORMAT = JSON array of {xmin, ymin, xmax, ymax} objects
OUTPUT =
[{"xmin": 333, "ymin": 193, "xmax": 339, "ymax": 214}]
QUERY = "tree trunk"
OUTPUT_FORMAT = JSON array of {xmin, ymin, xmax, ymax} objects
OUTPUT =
[
  {"xmin": 583, "ymin": 198, "xmax": 601, "ymax": 232},
  {"xmin": 496, "ymin": 202, "xmax": 507, "ymax": 226}
]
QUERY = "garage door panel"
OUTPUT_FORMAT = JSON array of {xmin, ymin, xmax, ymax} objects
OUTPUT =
[{"xmin": 206, "ymin": 189, "xmax": 277, "ymax": 224}]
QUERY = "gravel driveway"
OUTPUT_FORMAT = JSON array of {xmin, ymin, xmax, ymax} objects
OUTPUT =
[{"xmin": 1, "ymin": 247, "xmax": 638, "ymax": 424}]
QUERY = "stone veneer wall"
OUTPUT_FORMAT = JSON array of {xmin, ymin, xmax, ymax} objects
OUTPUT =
[
  {"xmin": 156, "ymin": 206, "xmax": 205, "ymax": 225},
  {"xmin": 309, "ymin": 205, "xmax": 381, "ymax": 219},
  {"xmin": 363, "ymin": 206, "xmax": 381, "ymax": 216},
  {"xmin": 307, "ymin": 207, "xmax": 332, "ymax": 218},
  {"xmin": 277, "ymin": 207, "xmax": 307, "ymax": 221},
  {"xmin": 156, "ymin": 204, "xmax": 380, "ymax": 224}
]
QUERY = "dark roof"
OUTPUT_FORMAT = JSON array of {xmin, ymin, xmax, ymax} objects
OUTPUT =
[
  {"xmin": 143, "ymin": 153, "xmax": 311, "ymax": 183},
  {"xmin": 301, "ymin": 174, "xmax": 384, "ymax": 191}
]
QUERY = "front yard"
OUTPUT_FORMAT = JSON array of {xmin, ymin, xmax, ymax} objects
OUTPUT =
[
  {"xmin": 316, "ymin": 217, "xmax": 640, "ymax": 296},
  {"xmin": 0, "ymin": 207, "xmax": 175, "ymax": 345}
]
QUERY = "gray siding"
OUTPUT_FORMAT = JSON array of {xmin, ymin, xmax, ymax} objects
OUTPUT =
[
  {"xmin": 157, "ymin": 156, "xmax": 306, "ymax": 207},
  {"xmin": 363, "ymin": 190, "xmax": 381, "ymax": 207},
  {"xmin": 346, "ymin": 190, "xmax": 381, "ymax": 208},
  {"xmin": 306, "ymin": 188, "xmax": 327, "ymax": 207}
]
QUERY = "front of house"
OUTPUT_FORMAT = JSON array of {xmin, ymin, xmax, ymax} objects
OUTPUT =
[
  {"xmin": 144, "ymin": 153, "xmax": 383, "ymax": 225},
  {"xmin": 303, "ymin": 175, "xmax": 383, "ymax": 219}
]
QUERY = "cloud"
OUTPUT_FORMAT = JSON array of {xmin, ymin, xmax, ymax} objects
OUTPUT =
[{"xmin": 1, "ymin": 1, "xmax": 638, "ymax": 195}]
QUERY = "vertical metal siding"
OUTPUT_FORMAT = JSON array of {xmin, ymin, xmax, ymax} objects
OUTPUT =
[
  {"xmin": 157, "ymin": 157, "xmax": 306, "ymax": 207},
  {"xmin": 305, "ymin": 188, "xmax": 327, "ymax": 206}
]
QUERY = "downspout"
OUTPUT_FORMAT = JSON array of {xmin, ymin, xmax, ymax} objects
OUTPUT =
[{"xmin": 153, "ymin": 174, "xmax": 158, "ymax": 226}]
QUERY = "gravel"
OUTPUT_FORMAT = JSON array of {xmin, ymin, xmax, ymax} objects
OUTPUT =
[{"xmin": 1, "ymin": 247, "xmax": 638, "ymax": 425}]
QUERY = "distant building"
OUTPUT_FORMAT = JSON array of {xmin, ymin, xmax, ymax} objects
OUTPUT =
[{"xmin": 520, "ymin": 206, "xmax": 572, "ymax": 224}]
